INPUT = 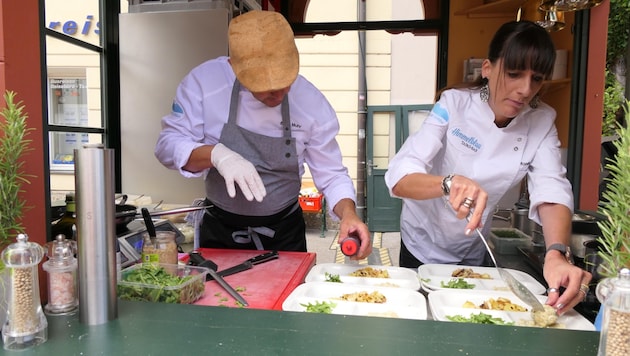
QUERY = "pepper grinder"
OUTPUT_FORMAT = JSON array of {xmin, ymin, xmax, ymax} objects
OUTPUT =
[
  {"xmin": 1, "ymin": 233, "xmax": 48, "ymax": 351},
  {"xmin": 43, "ymin": 234, "xmax": 79, "ymax": 315}
]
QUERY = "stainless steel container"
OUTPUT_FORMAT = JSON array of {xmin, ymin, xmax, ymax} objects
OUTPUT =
[
  {"xmin": 75, "ymin": 144, "xmax": 118, "ymax": 325},
  {"xmin": 510, "ymin": 208, "xmax": 540, "ymax": 237},
  {"xmin": 570, "ymin": 234, "xmax": 598, "ymax": 259}
]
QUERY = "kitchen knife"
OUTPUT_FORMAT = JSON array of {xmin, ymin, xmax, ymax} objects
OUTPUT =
[
  {"xmin": 188, "ymin": 252, "xmax": 249, "ymax": 307},
  {"xmin": 211, "ymin": 250, "xmax": 280, "ymax": 280}
]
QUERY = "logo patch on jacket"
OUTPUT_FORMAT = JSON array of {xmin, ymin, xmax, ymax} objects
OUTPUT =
[
  {"xmin": 429, "ymin": 102, "xmax": 449, "ymax": 123},
  {"xmin": 450, "ymin": 128, "xmax": 482, "ymax": 152},
  {"xmin": 171, "ymin": 101, "xmax": 184, "ymax": 116}
]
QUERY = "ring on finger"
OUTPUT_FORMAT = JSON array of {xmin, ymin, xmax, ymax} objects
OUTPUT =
[
  {"xmin": 579, "ymin": 283, "xmax": 589, "ymax": 295},
  {"xmin": 462, "ymin": 197, "xmax": 474, "ymax": 209},
  {"xmin": 547, "ymin": 287, "xmax": 559, "ymax": 294}
]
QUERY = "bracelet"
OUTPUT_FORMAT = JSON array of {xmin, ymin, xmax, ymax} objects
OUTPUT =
[{"xmin": 441, "ymin": 174, "xmax": 454, "ymax": 196}]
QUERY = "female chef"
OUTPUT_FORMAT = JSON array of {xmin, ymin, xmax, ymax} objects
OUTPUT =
[
  {"xmin": 384, "ymin": 21, "xmax": 591, "ymax": 314},
  {"xmin": 154, "ymin": 10, "xmax": 371, "ymax": 259}
]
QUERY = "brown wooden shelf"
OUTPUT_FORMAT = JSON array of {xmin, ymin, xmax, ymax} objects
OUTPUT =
[
  {"xmin": 454, "ymin": 0, "xmax": 525, "ymax": 18},
  {"xmin": 543, "ymin": 77, "xmax": 571, "ymax": 94}
]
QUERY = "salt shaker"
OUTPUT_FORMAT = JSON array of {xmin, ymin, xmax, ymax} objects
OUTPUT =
[
  {"xmin": 43, "ymin": 234, "xmax": 79, "ymax": 315},
  {"xmin": 1, "ymin": 233, "xmax": 48, "ymax": 350},
  {"xmin": 596, "ymin": 268, "xmax": 630, "ymax": 356}
]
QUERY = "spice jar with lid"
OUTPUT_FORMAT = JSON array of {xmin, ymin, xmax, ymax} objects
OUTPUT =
[
  {"xmin": 43, "ymin": 234, "xmax": 78, "ymax": 315},
  {"xmin": 141, "ymin": 231, "xmax": 178, "ymax": 266},
  {"xmin": 596, "ymin": 268, "xmax": 630, "ymax": 356},
  {"xmin": 1, "ymin": 233, "xmax": 48, "ymax": 350}
]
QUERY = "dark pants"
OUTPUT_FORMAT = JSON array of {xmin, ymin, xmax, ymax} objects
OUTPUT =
[
  {"xmin": 399, "ymin": 239, "xmax": 494, "ymax": 268},
  {"xmin": 199, "ymin": 200, "xmax": 307, "ymax": 252},
  {"xmin": 399, "ymin": 239, "xmax": 424, "ymax": 269}
]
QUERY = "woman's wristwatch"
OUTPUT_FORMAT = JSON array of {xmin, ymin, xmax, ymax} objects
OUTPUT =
[
  {"xmin": 441, "ymin": 174, "xmax": 454, "ymax": 196},
  {"xmin": 546, "ymin": 243, "xmax": 573, "ymax": 264}
]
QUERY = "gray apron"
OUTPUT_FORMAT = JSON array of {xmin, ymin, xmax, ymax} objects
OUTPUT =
[{"xmin": 200, "ymin": 80, "xmax": 305, "ymax": 251}]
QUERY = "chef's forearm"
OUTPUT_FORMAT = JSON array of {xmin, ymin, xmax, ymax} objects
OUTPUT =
[
  {"xmin": 391, "ymin": 173, "xmax": 443, "ymax": 200},
  {"xmin": 333, "ymin": 198, "xmax": 358, "ymax": 220},
  {"xmin": 183, "ymin": 145, "xmax": 213, "ymax": 173},
  {"xmin": 538, "ymin": 203, "xmax": 572, "ymax": 251}
]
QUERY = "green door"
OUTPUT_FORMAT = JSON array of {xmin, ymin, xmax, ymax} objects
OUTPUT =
[{"xmin": 366, "ymin": 105, "xmax": 433, "ymax": 232}]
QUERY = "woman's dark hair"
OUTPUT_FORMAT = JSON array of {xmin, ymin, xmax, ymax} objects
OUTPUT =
[{"xmin": 436, "ymin": 20, "xmax": 556, "ymax": 101}]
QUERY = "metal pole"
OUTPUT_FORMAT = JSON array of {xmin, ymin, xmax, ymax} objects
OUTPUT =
[{"xmin": 356, "ymin": 0, "xmax": 367, "ymax": 221}]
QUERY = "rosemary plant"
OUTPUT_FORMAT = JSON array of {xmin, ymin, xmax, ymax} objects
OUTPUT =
[
  {"xmin": 597, "ymin": 100, "xmax": 630, "ymax": 278},
  {"xmin": 0, "ymin": 91, "xmax": 33, "ymax": 250}
]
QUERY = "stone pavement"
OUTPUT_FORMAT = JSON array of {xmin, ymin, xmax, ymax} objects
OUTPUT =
[{"xmin": 306, "ymin": 229, "xmax": 401, "ymax": 266}]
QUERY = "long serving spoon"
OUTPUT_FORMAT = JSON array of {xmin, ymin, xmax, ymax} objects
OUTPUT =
[
  {"xmin": 468, "ymin": 219, "xmax": 545, "ymax": 312},
  {"xmin": 448, "ymin": 197, "xmax": 545, "ymax": 312}
]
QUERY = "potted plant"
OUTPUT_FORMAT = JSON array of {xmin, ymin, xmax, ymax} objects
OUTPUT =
[
  {"xmin": 597, "ymin": 100, "xmax": 630, "ymax": 278},
  {"xmin": 0, "ymin": 90, "xmax": 34, "ymax": 328},
  {"xmin": 593, "ymin": 100, "xmax": 630, "ymax": 334}
]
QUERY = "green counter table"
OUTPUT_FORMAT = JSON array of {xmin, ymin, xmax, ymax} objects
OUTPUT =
[{"xmin": 6, "ymin": 300, "xmax": 599, "ymax": 355}]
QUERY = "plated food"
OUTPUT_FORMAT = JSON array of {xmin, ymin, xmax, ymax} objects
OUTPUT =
[
  {"xmin": 305, "ymin": 263, "xmax": 420, "ymax": 290},
  {"xmin": 418, "ymin": 264, "xmax": 545, "ymax": 294},
  {"xmin": 428, "ymin": 289, "xmax": 594, "ymax": 331},
  {"xmin": 283, "ymin": 281, "xmax": 427, "ymax": 320}
]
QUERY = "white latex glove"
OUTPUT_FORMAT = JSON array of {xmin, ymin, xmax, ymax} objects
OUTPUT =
[{"xmin": 210, "ymin": 143, "xmax": 266, "ymax": 202}]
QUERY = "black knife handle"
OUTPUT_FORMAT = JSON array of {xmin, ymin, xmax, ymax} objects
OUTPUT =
[
  {"xmin": 248, "ymin": 250, "xmax": 279, "ymax": 265},
  {"xmin": 188, "ymin": 251, "xmax": 218, "ymax": 271}
]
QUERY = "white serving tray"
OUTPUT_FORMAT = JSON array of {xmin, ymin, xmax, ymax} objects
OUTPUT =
[
  {"xmin": 418, "ymin": 264, "xmax": 546, "ymax": 294},
  {"xmin": 427, "ymin": 289, "xmax": 595, "ymax": 331},
  {"xmin": 305, "ymin": 263, "xmax": 420, "ymax": 290},
  {"xmin": 282, "ymin": 281, "xmax": 427, "ymax": 320}
]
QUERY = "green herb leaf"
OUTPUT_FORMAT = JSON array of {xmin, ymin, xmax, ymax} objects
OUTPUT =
[
  {"xmin": 440, "ymin": 278, "xmax": 475, "ymax": 289},
  {"xmin": 446, "ymin": 312, "xmax": 513, "ymax": 325},
  {"xmin": 300, "ymin": 300, "xmax": 337, "ymax": 314}
]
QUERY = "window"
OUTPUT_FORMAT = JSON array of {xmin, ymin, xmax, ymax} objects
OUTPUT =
[{"xmin": 48, "ymin": 77, "xmax": 92, "ymax": 171}]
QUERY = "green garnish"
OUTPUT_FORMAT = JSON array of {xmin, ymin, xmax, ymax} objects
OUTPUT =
[
  {"xmin": 446, "ymin": 312, "xmax": 513, "ymax": 325},
  {"xmin": 440, "ymin": 278, "xmax": 475, "ymax": 289},
  {"xmin": 117, "ymin": 264, "xmax": 205, "ymax": 304},
  {"xmin": 325, "ymin": 272, "xmax": 342, "ymax": 283},
  {"xmin": 300, "ymin": 301, "xmax": 337, "ymax": 314}
]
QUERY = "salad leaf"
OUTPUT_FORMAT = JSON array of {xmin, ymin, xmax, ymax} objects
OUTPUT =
[
  {"xmin": 300, "ymin": 301, "xmax": 337, "ymax": 314},
  {"xmin": 440, "ymin": 278, "xmax": 475, "ymax": 289},
  {"xmin": 446, "ymin": 312, "xmax": 513, "ymax": 325}
]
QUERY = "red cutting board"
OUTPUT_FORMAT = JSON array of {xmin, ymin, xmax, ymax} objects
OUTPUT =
[{"xmin": 180, "ymin": 248, "xmax": 315, "ymax": 310}]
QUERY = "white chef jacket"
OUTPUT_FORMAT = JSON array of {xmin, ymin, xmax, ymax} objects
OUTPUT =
[
  {"xmin": 385, "ymin": 88, "xmax": 573, "ymax": 265},
  {"xmin": 155, "ymin": 56, "xmax": 355, "ymax": 219}
]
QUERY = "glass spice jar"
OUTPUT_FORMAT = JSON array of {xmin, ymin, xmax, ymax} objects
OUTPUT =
[
  {"xmin": 141, "ymin": 231, "xmax": 178, "ymax": 266},
  {"xmin": 1, "ymin": 234, "xmax": 48, "ymax": 351},
  {"xmin": 596, "ymin": 268, "xmax": 630, "ymax": 356},
  {"xmin": 42, "ymin": 235, "xmax": 78, "ymax": 315}
]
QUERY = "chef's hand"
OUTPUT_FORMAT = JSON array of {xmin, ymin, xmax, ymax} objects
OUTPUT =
[
  {"xmin": 211, "ymin": 143, "xmax": 266, "ymax": 202},
  {"xmin": 444, "ymin": 174, "xmax": 488, "ymax": 234},
  {"xmin": 543, "ymin": 252, "xmax": 592, "ymax": 315},
  {"xmin": 334, "ymin": 199, "xmax": 372, "ymax": 260}
]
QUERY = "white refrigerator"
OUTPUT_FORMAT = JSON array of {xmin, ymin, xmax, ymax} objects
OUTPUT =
[{"xmin": 119, "ymin": 8, "xmax": 229, "ymax": 204}]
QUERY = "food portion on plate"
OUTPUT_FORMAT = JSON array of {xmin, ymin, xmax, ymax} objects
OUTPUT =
[
  {"xmin": 451, "ymin": 267, "xmax": 492, "ymax": 279},
  {"xmin": 283, "ymin": 281, "xmax": 427, "ymax": 320},
  {"xmin": 428, "ymin": 289, "xmax": 594, "ymax": 331},
  {"xmin": 349, "ymin": 266, "xmax": 390, "ymax": 278},
  {"xmin": 418, "ymin": 264, "xmax": 545, "ymax": 294},
  {"xmin": 463, "ymin": 297, "xmax": 527, "ymax": 312},
  {"xmin": 305, "ymin": 263, "xmax": 420, "ymax": 290},
  {"xmin": 339, "ymin": 290, "xmax": 387, "ymax": 303}
]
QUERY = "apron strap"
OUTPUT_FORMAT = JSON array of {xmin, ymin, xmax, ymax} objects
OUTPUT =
[{"xmin": 231, "ymin": 226, "xmax": 276, "ymax": 250}]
